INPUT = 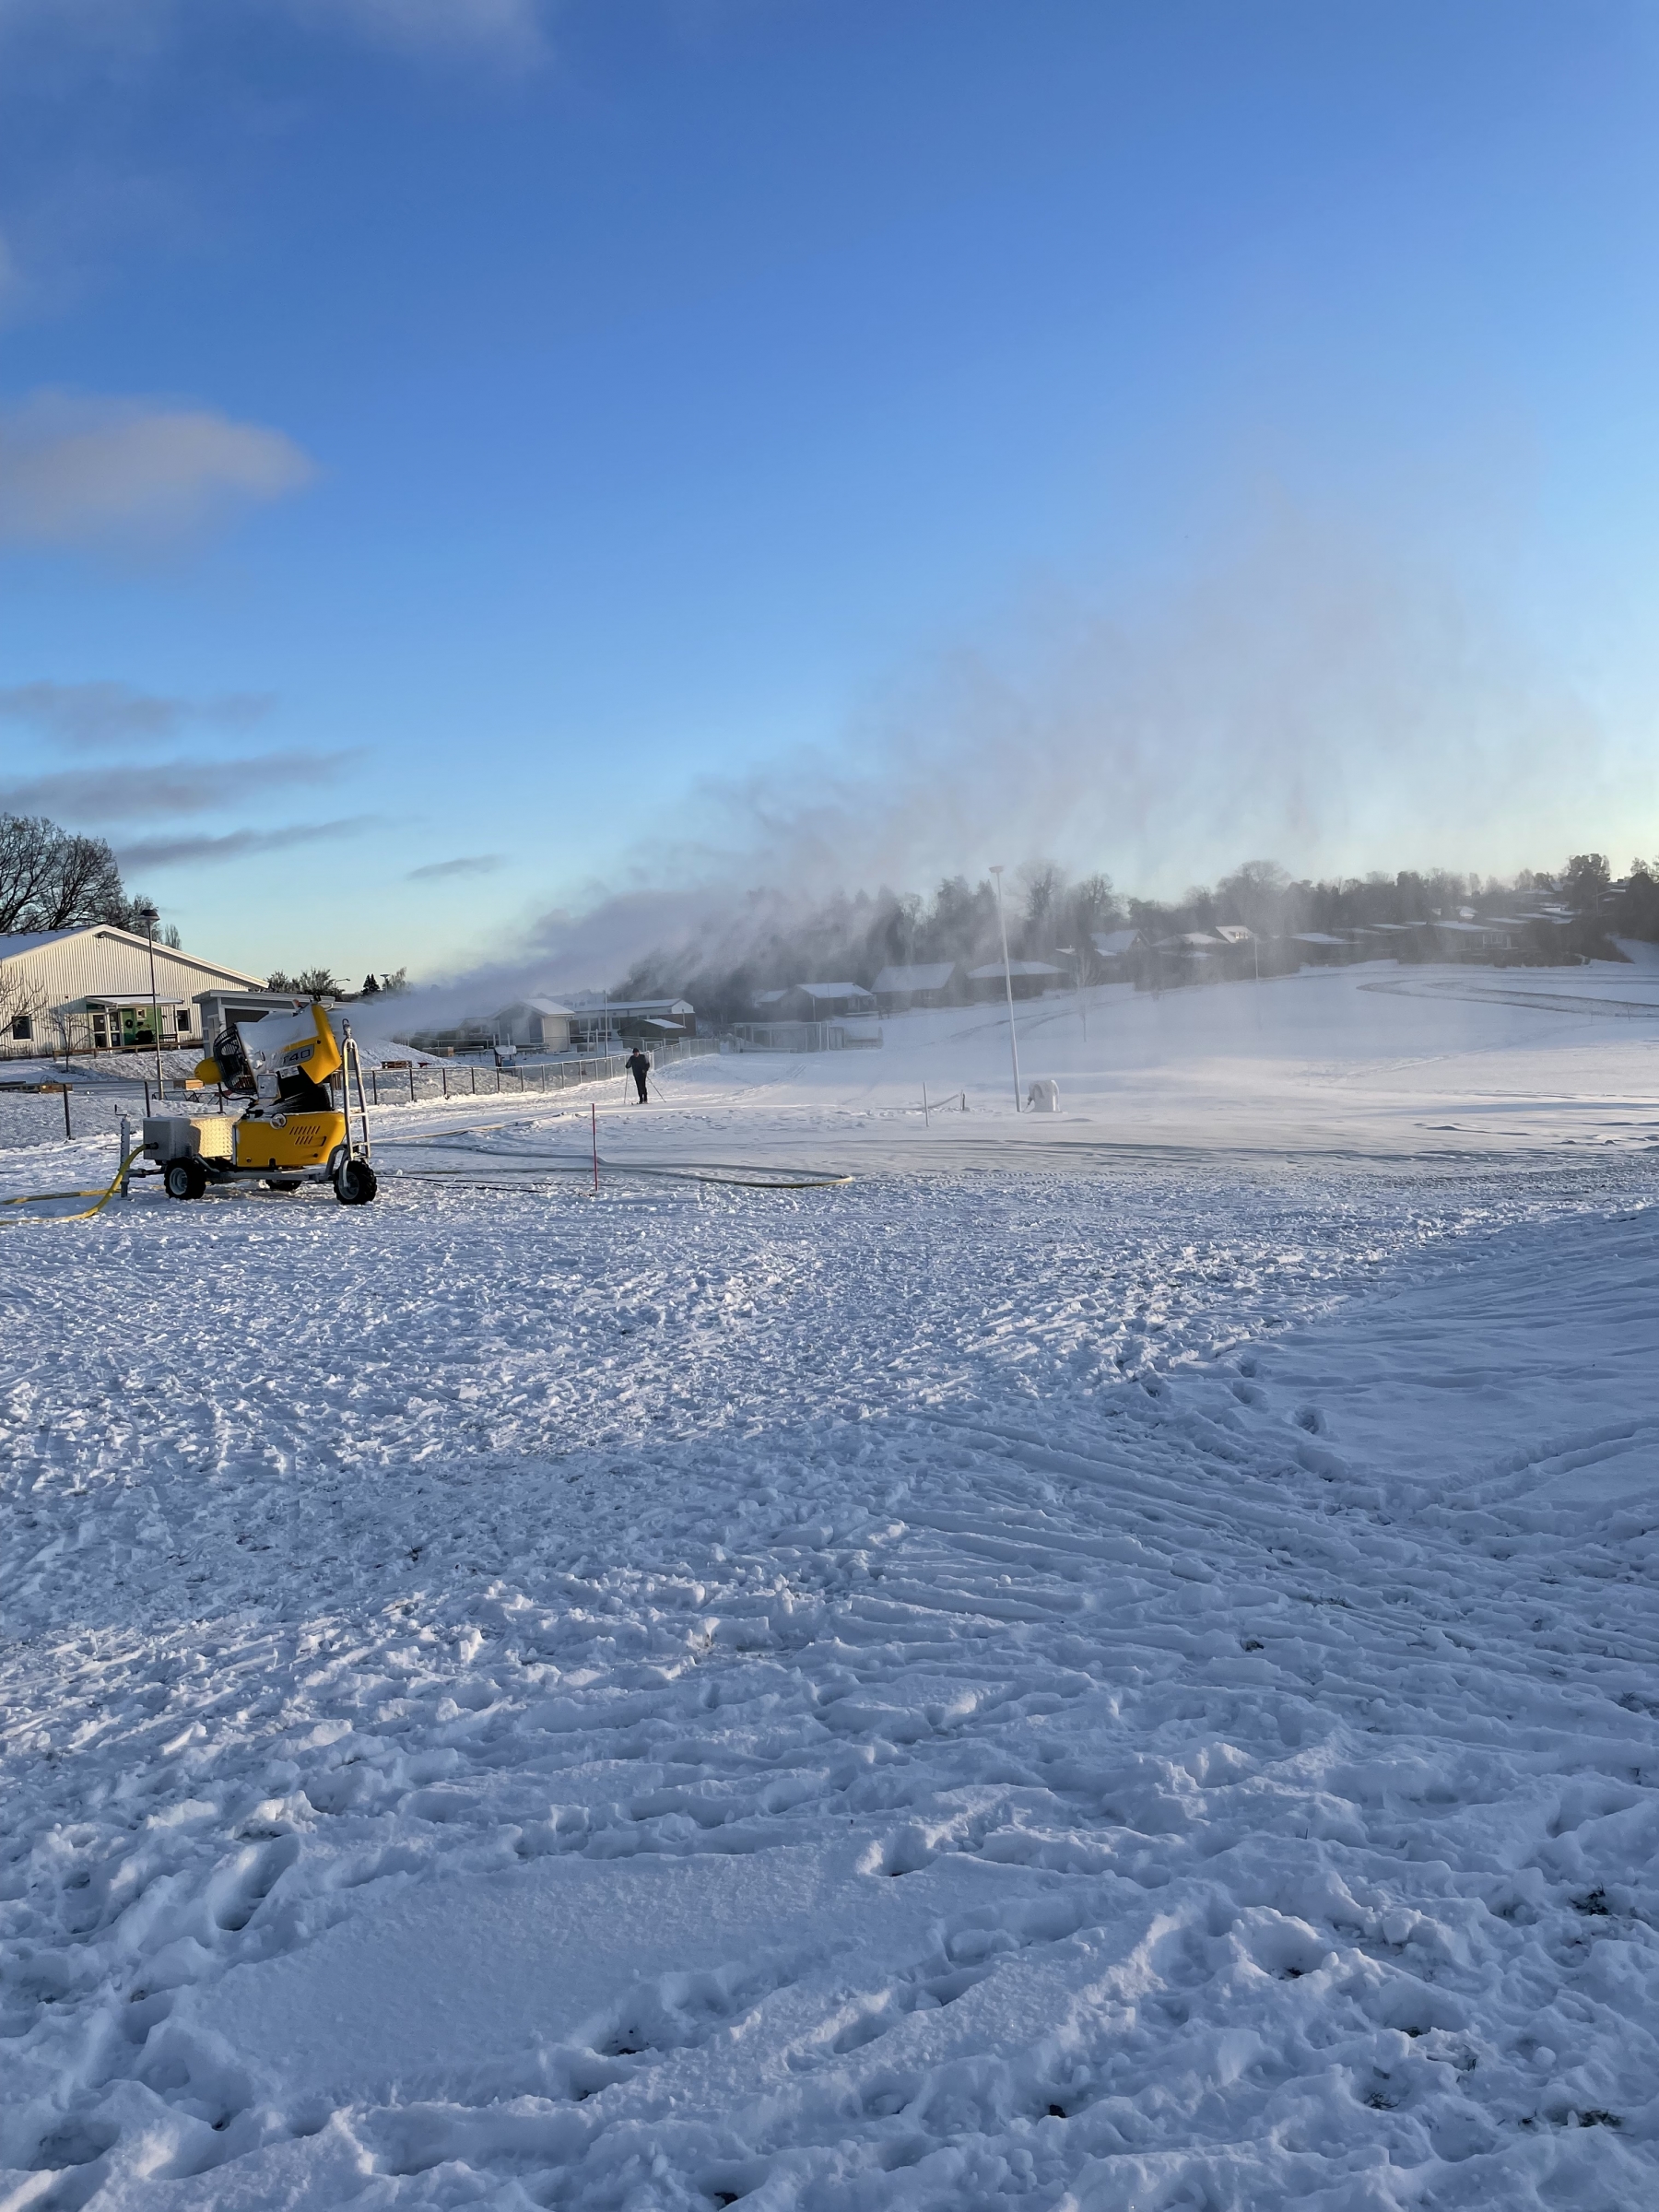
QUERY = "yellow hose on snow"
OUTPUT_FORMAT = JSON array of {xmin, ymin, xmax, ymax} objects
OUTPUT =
[{"xmin": 0, "ymin": 1146, "xmax": 145, "ymax": 1224}]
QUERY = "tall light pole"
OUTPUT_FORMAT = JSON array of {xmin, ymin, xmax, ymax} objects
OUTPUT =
[
  {"xmin": 135, "ymin": 901, "xmax": 164, "ymax": 1100},
  {"xmin": 989, "ymin": 865, "xmax": 1022, "ymax": 1112}
]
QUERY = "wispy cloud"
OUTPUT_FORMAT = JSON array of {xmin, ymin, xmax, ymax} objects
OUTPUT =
[
  {"xmin": 115, "ymin": 817, "xmax": 378, "ymax": 869},
  {"xmin": 0, "ymin": 390, "xmax": 314, "ymax": 550},
  {"xmin": 0, "ymin": 748, "xmax": 360, "ymax": 822},
  {"xmin": 295, "ymin": 0, "xmax": 547, "ymax": 63},
  {"xmin": 0, "ymin": 678, "xmax": 275, "ymax": 749},
  {"xmin": 0, "ymin": 0, "xmax": 547, "ymax": 65},
  {"xmin": 406, "ymin": 853, "xmax": 504, "ymax": 881}
]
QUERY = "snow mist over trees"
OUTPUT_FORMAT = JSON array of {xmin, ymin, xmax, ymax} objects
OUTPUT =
[{"xmin": 613, "ymin": 854, "xmax": 1639, "ymax": 1020}]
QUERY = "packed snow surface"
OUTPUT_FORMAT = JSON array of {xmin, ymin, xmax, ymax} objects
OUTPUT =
[{"xmin": 4, "ymin": 964, "xmax": 1659, "ymax": 2209}]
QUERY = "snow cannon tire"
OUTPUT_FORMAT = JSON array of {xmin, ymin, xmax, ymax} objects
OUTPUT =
[
  {"xmin": 164, "ymin": 1159, "xmax": 206, "ymax": 1202},
  {"xmin": 334, "ymin": 1160, "xmax": 378, "ymax": 1206}
]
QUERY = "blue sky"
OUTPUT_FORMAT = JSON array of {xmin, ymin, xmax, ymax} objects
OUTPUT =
[{"xmin": 2, "ymin": 0, "xmax": 1656, "ymax": 983}]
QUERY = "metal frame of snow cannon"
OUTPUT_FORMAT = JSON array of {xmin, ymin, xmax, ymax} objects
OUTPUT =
[{"xmin": 143, "ymin": 1006, "xmax": 378, "ymax": 1206}]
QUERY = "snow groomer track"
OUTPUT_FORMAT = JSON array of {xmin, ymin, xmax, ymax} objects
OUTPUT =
[{"xmin": 4, "ymin": 965, "xmax": 1659, "ymax": 2209}]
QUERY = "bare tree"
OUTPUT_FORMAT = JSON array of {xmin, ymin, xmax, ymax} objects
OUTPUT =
[
  {"xmin": 0, "ymin": 813, "xmax": 135, "ymax": 934},
  {"xmin": 0, "ymin": 816, "xmax": 60, "ymax": 932},
  {"xmin": 34, "ymin": 833, "xmax": 126, "ymax": 930}
]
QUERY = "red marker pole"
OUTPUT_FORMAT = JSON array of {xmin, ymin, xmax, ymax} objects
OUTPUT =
[{"xmin": 591, "ymin": 1101, "xmax": 599, "ymax": 1194}]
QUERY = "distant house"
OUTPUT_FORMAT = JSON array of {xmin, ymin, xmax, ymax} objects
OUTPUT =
[
  {"xmin": 1154, "ymin": 932, "xmax": 1227, "ymax": 955},
  {"xmin": 569, "ymin": 997, "xmax": 697, "ymax": 1046},
  {"xmin": 752, "ymin": 988, "xmax": 790, "ymax": 1014},
  {"xmin": 1429, "ymin": 920, "xmax": 1512, "ymax": 955},
  {"xmin": 1088, "ymin": 928, "xmax": 1143, "ymax": 981},
  {"xmin": 403, "ymin": 994, "xmax": 585, "ymax": 1056},
  {"xmin": 966, "ymin": 959, "xmax": 1065, "ymax": 1002},
  {"xmin": 0, "ymin": 924, "xmax": 265, "ymax": 1058},
  {"xmin": 873, "ymin": 962, "xmax": 958, "ymax": 1012},
  {"xmin": 1290, "ymin": 932, "xmax": 1352, "ymax": 965},
  {"xmin": 495, "ymin": 997, "xmax": 574, "ymax": 1052},
  {"xmin": 778, "ymin": 982, "xmax": 877, "ymax": 1020}
]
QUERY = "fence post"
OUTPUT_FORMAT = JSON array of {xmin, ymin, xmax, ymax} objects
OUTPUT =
[
  {"xmin": 63, "ymin": 1083, "xmax": 72, "ymax": 1139},
  {"xmin": 371, "ymin": 1069, "xmax": 379, "ymax": 1105},
  {"xmin": 409, "ymin": 1065, "xmax": 416, "ymax": 1105}
]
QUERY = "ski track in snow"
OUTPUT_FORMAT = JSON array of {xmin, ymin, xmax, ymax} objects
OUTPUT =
[{"xmin": 4, "ymin": 1006, "xmax": 1659, "ymax": 2208}]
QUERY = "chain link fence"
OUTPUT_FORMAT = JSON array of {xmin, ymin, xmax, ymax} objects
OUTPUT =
[{"xmin": 361, "ymin": 1034, "xmax": 721, "ymax": 1106}]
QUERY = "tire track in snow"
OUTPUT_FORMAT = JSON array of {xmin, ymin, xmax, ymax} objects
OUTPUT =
[{"xmin": 3, "ymin": 1165, "xmax": 1658, "ymax": 2206}]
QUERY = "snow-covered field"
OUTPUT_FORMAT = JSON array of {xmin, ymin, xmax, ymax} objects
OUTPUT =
[{"xmin": 4, "ymin": 964, "xmax": 1659, "ymax": 2210}]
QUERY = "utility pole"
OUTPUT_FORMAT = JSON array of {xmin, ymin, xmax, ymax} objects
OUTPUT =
[
  {"xmin": 990, "ymin": 865, "xmax": 1023, "ymax": 1112},
  {"xmin": 1054, "ymin": 944, "xmax": 1088, "ymax": 1042}
]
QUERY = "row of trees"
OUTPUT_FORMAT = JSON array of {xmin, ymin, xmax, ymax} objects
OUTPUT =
[
  {"xmin": 0, "ymin": 813, "xmax": 171, "ymax": 941},
  {"xmin": 265, "ymin": 968, "xmax": 409, "ymax": 998},
  {"xmin": 617, "ymin": 854, "xmax": 1642, "ymax": 1018}
]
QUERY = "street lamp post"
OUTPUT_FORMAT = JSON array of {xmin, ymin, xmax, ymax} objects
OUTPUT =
[
  {"xmin": 135, "ymin": 902, "xmax": 164, "ymax": 1100},
  {"xmin": 989, "ymin": 865, "xmax": 1023, "ymax": 1112}
]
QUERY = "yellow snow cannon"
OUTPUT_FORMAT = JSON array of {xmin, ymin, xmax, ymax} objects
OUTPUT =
[{"xmin": 147, "ymin": 1003, "xmax": 378, "ymax": 1206}]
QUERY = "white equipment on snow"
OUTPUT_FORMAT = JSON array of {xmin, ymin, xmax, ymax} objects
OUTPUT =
[{"xmin": 1026, "ymin": 1077, "xmax": 1060, "ymax": 1112}]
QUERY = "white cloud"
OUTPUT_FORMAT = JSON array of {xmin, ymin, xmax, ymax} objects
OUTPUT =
[{"xmin": 0, "ymin": 390, "xmax": 315, "ymax": 550}]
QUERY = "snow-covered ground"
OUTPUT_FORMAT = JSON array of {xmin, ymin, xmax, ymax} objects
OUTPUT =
[{"xmin": 4, "ymin": 963, "xmax": 1659, "ymax": 2209}]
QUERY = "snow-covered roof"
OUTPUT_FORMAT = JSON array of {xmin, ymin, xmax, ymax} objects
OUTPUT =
[
  {"xmin": 1292, "ymin": 933, "xmax": 1349, "ymax": 947},
  {"xmin": 966, "ymin": 959, "xmax": 1065, "ymax": 980},
  {"xmin": 1090, "ymin": 929, "xmax": 1138, "ymax": 958},
  {"xmin": 1214, "ymin": 924, "xmax": 1254, "ymax": 944},
  {"xmin": 873, "ymin": 963, "xmax": 956, "ymax": 993},
  {"xmin": 1430, "ymin": 919, "xmax": 1508, "ymax": 936},
  {"xmin": 753, "ymin": 988, "xmax": 789, "ymax": 1006},
  {"xmin": 796, "ymin": 981, "xmax": 875, "ymax": 1001}
]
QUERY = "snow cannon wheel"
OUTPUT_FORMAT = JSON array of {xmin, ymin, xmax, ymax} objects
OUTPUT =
[
  {"xmin": 165, "ymin": 1159, "xmax": 206, "ymax": 1201},
  {"xmin": 334, "ymin": 1159, "xmax": 378, "ymax": 1206}
]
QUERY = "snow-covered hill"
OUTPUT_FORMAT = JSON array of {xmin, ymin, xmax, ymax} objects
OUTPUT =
[{"xmin": 2, "ymin": 962, "xmax": 1657, "ymax": 2208}]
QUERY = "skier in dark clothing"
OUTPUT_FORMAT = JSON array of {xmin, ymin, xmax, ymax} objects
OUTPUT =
[{"xmin": 626, "ymin": 1047, "xmax": 652, "ymax": 1103}]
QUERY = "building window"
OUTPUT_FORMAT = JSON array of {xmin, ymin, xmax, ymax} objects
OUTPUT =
[{"xmin": 10, "ymin": 1015, "xmax": 31, "ymax": 1041}]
